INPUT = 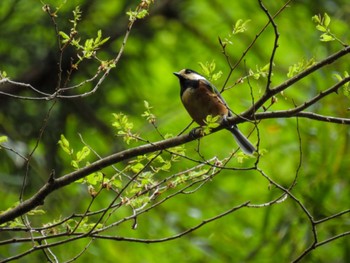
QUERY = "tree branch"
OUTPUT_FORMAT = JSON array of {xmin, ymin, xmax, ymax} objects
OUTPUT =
[
  {"xmin": 91, "ymin": 201, "xmax": 250, "ymax": 243},
  {"xmin": 1, "ymin": 73, "xmax": 350, "ymax": 224},
  {"xmin": 243, "ymin": 75, "xmax": 350, "ymax": 123},
  {"xmin": 0, "ymin": 133, "xmax": 195, "ymax": 224},
  {"xmin": 241, "ymin": 46, "xmax": 350, "ymax": 118}
]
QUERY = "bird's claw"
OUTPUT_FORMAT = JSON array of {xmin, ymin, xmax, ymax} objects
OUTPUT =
[
  {"xmin": 221, "ymin": 115, "xmax": 231, "ymax": 129},
  {"xmin": 189, "ymin": 127, "xmax": 204, "ymax": 138}
]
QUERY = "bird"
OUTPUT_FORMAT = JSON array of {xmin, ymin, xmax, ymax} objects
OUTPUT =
[{"xmin": 173, "ymin": 68, "xmax": 256, "ymax": 155}]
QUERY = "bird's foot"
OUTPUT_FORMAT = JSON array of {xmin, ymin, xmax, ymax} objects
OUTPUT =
[
  {"xmin": 189, "ymin": 127, "xmax": 204, "ymax": 138},
  {"xmin": 221, "ymin": 115, "xmax": 232, "ymax": 129}
]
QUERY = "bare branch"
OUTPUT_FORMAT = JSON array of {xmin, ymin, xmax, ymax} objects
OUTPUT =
[
  {"xmin": 91, "ymin": 201, "xmax": 250, "ymax": 243},
  {"xmin": 258, "ymin": 0, "xmax": 280, "ymax": 91},
  {"xmin": 295, "ymin": 112, "xmax": 350, "ymax": 124}
]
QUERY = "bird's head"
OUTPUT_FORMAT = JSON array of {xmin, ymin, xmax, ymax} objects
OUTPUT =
[{"xmin": 173, "ymin": 69, "xmax": 206, "ymax": 81}]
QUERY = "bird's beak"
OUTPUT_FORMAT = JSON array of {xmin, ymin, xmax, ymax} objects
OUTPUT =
[{"xmin": 173, "ymin": 72, "xmax": 181, "ymax": 78}]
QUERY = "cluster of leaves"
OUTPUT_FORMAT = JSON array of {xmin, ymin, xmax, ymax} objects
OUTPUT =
[
  {"xmin": 219, "ymin": 19, "xmax": 251, "ymax": 47},
  {"xmin": 57, "ymin": 101, "xmax": 195, "ymax": 212},
  {"xmin": 57, "ymin": 6, "xmax": 111, "ymax": 69},
  {"xmin": 126, "ymin": 0, "xmax": 154, "ymax": 22},
  {"xmin": 334, "ymin": 71, "xmax": 350, "ymax": 96},
  {"xmin": 312, "ymin": 12, "xmax": 347, "ymax": 45},
  {"xmin": 312, "ymin": 14, "xmax": 349, "ymax": 96},
  {"xmin": 198, "ymin": 61, "xmax": 223, "ymax": 81},
  {"xmin": 287, "ymin": 58, "xmax": 316, "ymax": 78},
  {"xmin": 141, "ymin": 100, "xmax": 156, "ymax": 124},
  {"xmin": 58, "ymin": 134, "xmax": 104, "ymax": 186},
  {"xmin": 247, "ymin": 63, "xmax": 271, "ymax": 80},
  {"xmin": 202, "ymin": 115, "xmax": 221, "ymax": 135}
]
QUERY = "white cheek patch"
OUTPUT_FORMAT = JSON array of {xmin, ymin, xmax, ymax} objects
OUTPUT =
[{"xmin": 188, "ymin": 73, "xmax": 206, "ymax": 80}]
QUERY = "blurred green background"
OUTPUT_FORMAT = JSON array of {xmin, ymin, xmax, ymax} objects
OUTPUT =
[{"xmin": 0, "ymin": 0, "xmax": 349, "ymax": 262}]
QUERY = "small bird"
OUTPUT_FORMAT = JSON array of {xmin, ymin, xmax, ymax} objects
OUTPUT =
[{"xmin": 173, "ymin": 69, "xmax": 256, "ymax": 154}]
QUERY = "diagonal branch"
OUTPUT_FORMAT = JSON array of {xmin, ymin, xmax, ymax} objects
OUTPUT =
[
  {"xmin": 246, "ymin": 76, "xmax": 350, "ymax": 123},
  {"xmin": 240, "ymin": 46, "xmax": 350, "ymax": 119}
]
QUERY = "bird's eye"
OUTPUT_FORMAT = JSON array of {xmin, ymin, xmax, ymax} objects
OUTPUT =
[{"xmin": 185, "ymin": 69, "xmax": 193, "ymax": 74}]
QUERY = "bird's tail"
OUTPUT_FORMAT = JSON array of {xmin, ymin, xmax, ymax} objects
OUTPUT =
[{"xmin": 228, "ymin": 126, "xmax": 256, "ymax": 155}]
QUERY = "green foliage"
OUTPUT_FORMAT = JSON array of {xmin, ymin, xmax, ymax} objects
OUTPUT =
[
  {"xmin": 198, "ymin": 61, "xmax": 223, "ymax": 81},
  {"xmin": 203, "ymin": 115, "xmax": 221, "ymax": 135},
  {"xmin": 220, "ymin": 19, "xmax": 251, "ymax": 46},
  {"xmin": 83, "ymin": 171, "xmax": 104, "ymax": 186},
  {"xmin": 248, "ymin": 63, "xmax": 271, "ymax": 80},
  {"xmin": 334, "ymin": 71, "xmax": 350, "ymax": 96},
  {"xmin": 287, "ymin": 58, "xmax": 316, "ymax": 78},
  {"xmin": 232, "ymin": 19, "xmax": 251, "ymax": 34},
  {"xmin": 58, "ymin": 135, "xmax": 89, "ymax": 174},
  {"xmin": 58, "ymin": 134, "xmax": 104, "ymax": 186},
  {"xmin": 0, "ymin": 135, "xmax": 8, "ymax": 146},
  {"xmin": 112, "ymin": 113, "xmax": 137, "ymax": 144},
  {"xmin": 141, "ymin": 100, "xmax": 156, "ymax": 124},
  {"xmin": 1, "ymin": 1, "xmax": 349, "ymax": 262},
  {"xmin": 58, "ymin": 6, "xmax": 110, "ymax": 68},
  {"xmin": 70, "ymin": 5, "xmax": 81, "ymax": 29},
  {"xmin": 58, "ymin": 134, "xmax": 73, "ymax": 156},
  {"xmin": 126, "ymin": 9, "xmax": 149, "ymax": 21},
  {"xmin": 0, "ymin": 71, "xmax": 7, "ymax": 79},
  {"xmin": 126, "ymin": 0, "xmax": 154, "ymax": 21},
  {"xmin": 312, "ymin": 13, "xmax": 347, "ymax": 46},
  {"xmin": 313, "ymin": 13, "xmax": 334, "ymax": 42},
  {"xmin": 59, "ymin": 29, "xmax": 110, "ymax": 65}
]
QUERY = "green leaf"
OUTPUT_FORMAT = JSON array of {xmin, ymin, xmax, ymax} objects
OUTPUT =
[
  {"xmin": 198, "ymin": 62, "xmax": 210, "ymax": 76},
  {"xmin": 287, "ymin": 58, "xmax": 316, "ymax": 78},
  {"xmin": 112, "ymin": 179, "xmax": 123, "ymax": 189},
  {"xmin": 71, "ymin": 160, "xmax": 79, "ymax": 169},
  {"xmin": 129, "ymin": 196, "xmax": 150, "ymax": 208},
  {"xmin": 334, "ymin": 71, "xmax": 350, "ymax": 96},
  {"xmin": 316, "ymin": 25, "xmax": 327, "ymax": 32},
  {"xmin": 126, "ymin": 9, "xmax": 149, "ymax": 21},
  {"xmin": 333, "ymin": 73, "xmax": 342, "ymax": 82},
  {"xmin": 85, "ymin": 172, "xmax": 103, "ymax": 185},
  {"xmin": 27, "ymin": 209, "xmax": 46, "ymax": 216},
  {"xmin": 126, "ymin": 10, "xmax": 136, "ymax": 21},
  {"xmin": 212, "ymin": 71, "xmax": 223, "ymax": 81},
  {"xmin": 260, "ymin": 63, "xmax": 271, "ymax": 72},
  {"xmin": 198, "ymin": 60, "xmax": 222, "ymax": 81},
  {"xmin": 202, "ymin": 115, "xmax": 220, "ymax": 135},
  {"xmin": 0, "ymin": 135, "xmax": 8, "ymax": 145},
  {"xmin": 233, "ymin": 19, "xmax": 251, "ymax": 34},
  {"xmin": 324, "ymin": 13, "xmax": 331, "ymax": 27},
  {"xmin": 136, "ymin": 9, "xmax": 149, "ymax": 19},
  {"xmin": 0, "ymin": 71, "xmax": 7, "ymax": 78},
  {"xmin": 131, "ymin": 162, "xmax": 145, "ymax": 173},
  {"xmin": 205, "ymin": 115, "xmax": 220, "ymax": 129},
  {"xmin": 76, "ymin": 146, "xmax": 90, "ymax": 162},
  {"xmin": 320, "ymin": 33, "xmax": 335, "ymax": 42},
  {"xmin": 59, "ymin": 31, "xmax": 70, "ymax": 40},
  {"xmin": 311, "ymin": 15, "xmax": 320, "ymax": 23},
  {"xmin": 144, "ymin": 100, "xmax": 150, "ymax": 109},
  {"xmin": 58, "ymin": 134, "xmax": 72, "ymax": 155},
  {"xmin": 160, "ymin": 160, "xmax": 171, "ymax": 171}
]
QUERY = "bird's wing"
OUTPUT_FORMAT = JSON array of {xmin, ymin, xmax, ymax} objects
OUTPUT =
[{"xmin": 200, "ymin": 79, "xmax": 232, "ymax": 116}]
